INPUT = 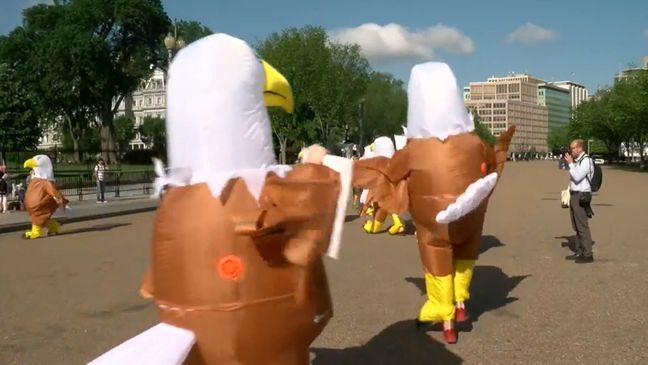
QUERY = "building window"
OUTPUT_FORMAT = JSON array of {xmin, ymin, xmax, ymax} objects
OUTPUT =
[{"xmin": 157, "ymin": 97, "xmax": 161, "ymax": 105}]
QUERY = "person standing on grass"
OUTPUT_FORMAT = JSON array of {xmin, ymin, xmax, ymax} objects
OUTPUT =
[{"xmin": 94, "ymin": 158, "xmax": 108, "ymax": 203}]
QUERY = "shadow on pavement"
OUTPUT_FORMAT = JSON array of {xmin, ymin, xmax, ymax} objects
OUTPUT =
[
  {"xmin": 345, "ymin": 214, "xmax": 360, "ymax": 222},
  {"xmin": 57, "ymin": 222, "xmax": 132, "ymax": 236},
  {"xmin": 405, "ymin": 265, "xmax": 529, "ymax": 324},
  {"xmin": 479, "ymin": 235, "xmax": 505, "ymax": 254},
  {"xmin": 556, "ymin": 235, "xmax": 596, "ymax": 253},
  {"xmin": 311, "ymin": 319, "xmax": 463, "ymax": 365}
]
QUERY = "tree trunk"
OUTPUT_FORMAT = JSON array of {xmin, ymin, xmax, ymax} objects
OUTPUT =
[
  {"xmin": 280, "ymin": 139, "xmax": 287, "ymax": 165},
  {"xmin": 277, "ymin": 133, "xmax": 287, "ymax": 165},
  {"xmin": 100, "ymin": 107, "xmax": 117, "ymax": 164},
  {"xmin": 65, "ymin": 115, "xmax": 81, "ymax": 163}
]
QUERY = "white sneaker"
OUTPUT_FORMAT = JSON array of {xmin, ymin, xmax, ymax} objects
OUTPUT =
[{"xmin": 103, "ymin": 200, "xmax": 108, "ymax": 203}]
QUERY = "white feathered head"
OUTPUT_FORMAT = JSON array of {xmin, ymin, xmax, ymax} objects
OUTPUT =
[
  {"xmin": 23, "ymin": 154, "xmax": 55, "ymax": 181},
  {"xmin": 153, "ymin": 33, "xmax": 295, "ymax": 200},
  {"xmin": 166, "ymin": 33, "xmax": 293, "ymax": 177},
  {"xmin": 372, "ymin": 136, "xmax": 396, "ymax": 158},
  {"xmin": 406, "ymin": 62, "xmax": 474, "ymax": 140}
]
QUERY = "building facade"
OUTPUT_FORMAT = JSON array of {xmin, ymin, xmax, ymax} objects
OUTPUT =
[
  {"xmin": 465, "ymin": 73, "xmax": 549, "ymax": 153},
  {"xmin": 614, "ymin": 56, "xmax": 648, "ymax": 83},
  {"xmin": 552, "ymin": 81, "xmax": 589, "ymax": 111},
  {"xmin": 37, "ymin": 124, "xmax": 62, "ymax": 150},
  {"xmin": 538, "ymin": 83, "xmax": 571, "ymax": 133},
  {"xmin": 114, "ymin": 68, "xmax": 167, "ymax": 150}
]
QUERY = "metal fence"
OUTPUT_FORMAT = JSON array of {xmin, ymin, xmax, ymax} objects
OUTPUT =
[{"xmin": 5, "ymin": 170, "xmax": 154, "ymax": 203}]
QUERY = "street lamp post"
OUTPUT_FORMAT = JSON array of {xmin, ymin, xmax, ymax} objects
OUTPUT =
[{"xmin": 162, "ymin": 21, "xmax": 185, "ymax": 76}]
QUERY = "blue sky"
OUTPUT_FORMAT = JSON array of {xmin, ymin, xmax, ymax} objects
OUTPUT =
[{"xmin": 2, "ymin": 0, "xmax": 647, "ymax": 91}]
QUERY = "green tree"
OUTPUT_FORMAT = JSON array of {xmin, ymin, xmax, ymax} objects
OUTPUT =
[
  {"xmin": 469, "ymin": 109, "xmax": 497, "ymax": 146},
  {"xmin": 175, "ymin": 20, "xmax": 213, "ymax": 45},
  {"xmin": 61, "ymin": 126, "xmax": 100, "ymax": 158},
  {"xmin": 0, "ymin": 5, "xmax": 100, "ymax": 162},
  {"xmin": 139, "ymin": 116, "xmax": 166, "ymax": 159},
  {"xmin": 360, "ymin": 72, "xmax": 407, "ymax": 145},
  {"xmin": 0, "ymin": 64, "xmax": 42, "ymax": 162},
  {"xmin": 5, "ymin": 0, "xmax": 170, "ymax": 164},
  {"xmin": 257, "ymin": 26, "xmax": 370, "ymax": 162},
  {"xmin": 114, "ymin": 115, "xmax": 136, "ymax": 157},
  {"xmin": 548, "ymin": 125, "xmax": 571, "ymax": 150}
]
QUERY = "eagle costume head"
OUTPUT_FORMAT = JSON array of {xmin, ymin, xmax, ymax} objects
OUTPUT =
[
  {"xmin": 23, "ymin": 154, "xmax": 54, "ymax": 181},
  {"xmin": 406, "ymin": 62, "xmax": 475, "ymax": 141},
  {"xmin": 154, "ymin": 33, "xmax": 295, "ymax": 200},
  {"xmin": 372, "ymin": 136, "xmax": 396, "ymax": 158}
]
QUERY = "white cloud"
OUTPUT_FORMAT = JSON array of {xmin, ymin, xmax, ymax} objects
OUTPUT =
[
  {"xmin": 507, "ymin": 22, "xmax": 555, "ymax": 44},
  {"xmin": 329, "ymin": 23, "xmax": 474, "ymax": 64}
]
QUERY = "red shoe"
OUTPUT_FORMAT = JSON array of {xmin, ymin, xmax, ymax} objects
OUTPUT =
[
  {"xmin": 443, "ymin": 328, "xmax": 457, "ymax": 344},
  {"xmin": 455, "ymin": 308, "xmax": 470, "ymax": 323}
]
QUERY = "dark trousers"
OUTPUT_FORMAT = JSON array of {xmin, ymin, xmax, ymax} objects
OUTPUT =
[
  {"xmin": 96, "ymin": 180, "xmax": 106, "ymax": 202},
  {"xmin": 569, "ymin": 192, "xmax": 593, "ymax": 257}
]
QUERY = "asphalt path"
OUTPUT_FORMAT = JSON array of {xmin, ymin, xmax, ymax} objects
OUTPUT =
[{"xmin": 1, "ymin": 161, "xmax": 646, "ymax": 364}]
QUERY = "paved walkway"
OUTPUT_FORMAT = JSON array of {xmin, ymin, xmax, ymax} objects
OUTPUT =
[
  {"xmin": 1, "ymin": 161, "xmax": 647, "ymax": 364},
  {"xmin": 0, "ymin": 195, "xmax": 158, "ymax": 234}
]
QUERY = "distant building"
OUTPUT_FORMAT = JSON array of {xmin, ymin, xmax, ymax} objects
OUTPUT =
[
  {"xmin": 465, "ymin": 73, "xmax": 549, "ymax": 153},
  {"xmin": 552, "ymin": 81, "xmax": 589, "ymax": 111},
  {"xmin": 37, "ymin": 124, "xmax": 62, "ymax": 150},
  {"xmin": 538, "ymin": 83, "xmax": 571, "ymax": 133},
  {"xmin": 614, "ymin": 56, "xmax": 648, "ymax": 83},
  {"xmin": 463, "ymin": 86, "xmax": 471, "ymax": 101},
  {"xmin": 114, "ymin": 68, "xmax": 167, "ymax": 150}
]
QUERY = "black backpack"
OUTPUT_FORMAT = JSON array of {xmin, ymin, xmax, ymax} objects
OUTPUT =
[{"xmin": 583, "ymin": 156, "xmax": 603, "ymax": 192}]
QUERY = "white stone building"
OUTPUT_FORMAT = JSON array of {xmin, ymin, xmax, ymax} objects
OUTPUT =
[{"xmin": 114, "ymin": 68, "xmax": 167, "ymax": 150}]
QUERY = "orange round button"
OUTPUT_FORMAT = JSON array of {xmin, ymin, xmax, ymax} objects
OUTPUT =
[
  {"xmin": 480, "ymin": 162, "xmax": 487, "ymax": 175},
  {"xmin": 217, "ymin": 255, "xmax": 243, "ymax": 281}
]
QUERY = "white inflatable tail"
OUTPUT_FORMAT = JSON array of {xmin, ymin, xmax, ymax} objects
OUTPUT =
[{"xmin": 87, "ymin": 323, "xmax": 196, "ymax": 365}]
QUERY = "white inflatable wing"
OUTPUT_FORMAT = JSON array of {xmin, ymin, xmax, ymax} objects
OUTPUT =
[
  {"xmin": 87, "ymin": 323, "xmax": 196, "ymax": 365},
  {"xmin": 321, "ymin": 155, "xmax": 353, "ymax": 260},
  {"xmin": 435, "ymin": 173, "xmax": 498, "ymax": 224}
]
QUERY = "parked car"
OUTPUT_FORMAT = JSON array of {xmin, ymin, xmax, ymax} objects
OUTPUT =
[{"xmin": 591, "ymin": 154, "xmax": 606, "ymax": 165}]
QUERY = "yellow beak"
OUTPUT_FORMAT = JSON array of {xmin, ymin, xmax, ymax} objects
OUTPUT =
[
  {"xmin": 262, "ymin": 60, "xmax": 294, "ymax": 114},
  {"xmin": 24, "ymin": 158, "xmax": 38, "ymax": 169}
]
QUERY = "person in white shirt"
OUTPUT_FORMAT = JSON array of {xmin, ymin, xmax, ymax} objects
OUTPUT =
[
  {"xmin": 563, "ymin": 139, "xmax": 594, "ymax": 263},
  {"xmin": 94, "ymin": 158, "xmax": 108, "ymax": 203}
]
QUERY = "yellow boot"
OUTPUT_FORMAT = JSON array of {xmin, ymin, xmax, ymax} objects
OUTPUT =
[
  {"xmin": 45, "ymin": 219, "xmax": 61, "ymax": 236},
  {"xmin": 453, "ymin": 260, "xmax": 475, "ymax": 323},
  {"xmin": 388, "ymin": 214, "xmax": 405, "ymax": 235},
  {"xmin": 362, "ymin": 219, "xmax": 383, "ymax": 233},
  {"xmin": 362, "ymin": 219, "xmax": 373, "ymax": 233},
  {"xmin": 366, "ymin": 206, "xmax": 374, "ymax": 216},
  {"xmin": 418, "ymin": 272, "xmax": 455, "ymax": 323},
  {"xmin": 24, "ymin": 225, "xmax": 43, "ymax": 240}
]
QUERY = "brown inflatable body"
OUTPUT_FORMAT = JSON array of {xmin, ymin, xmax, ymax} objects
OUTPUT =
[
  {"xmin": 139, "ymin": 163, "xmax": 340, "ymax": 365},
  {"xmin": 356, "ymin": 127, "xmax": 514, "ymax": 275},
  {"xmin": 24, "ymin": 178, "xmax": 68, "ymax": 227}
]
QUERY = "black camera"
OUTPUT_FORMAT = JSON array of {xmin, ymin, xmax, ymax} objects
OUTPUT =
[{"xmin": 558, "ymin": 147, "xmax": 570, "ymax": 156}]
